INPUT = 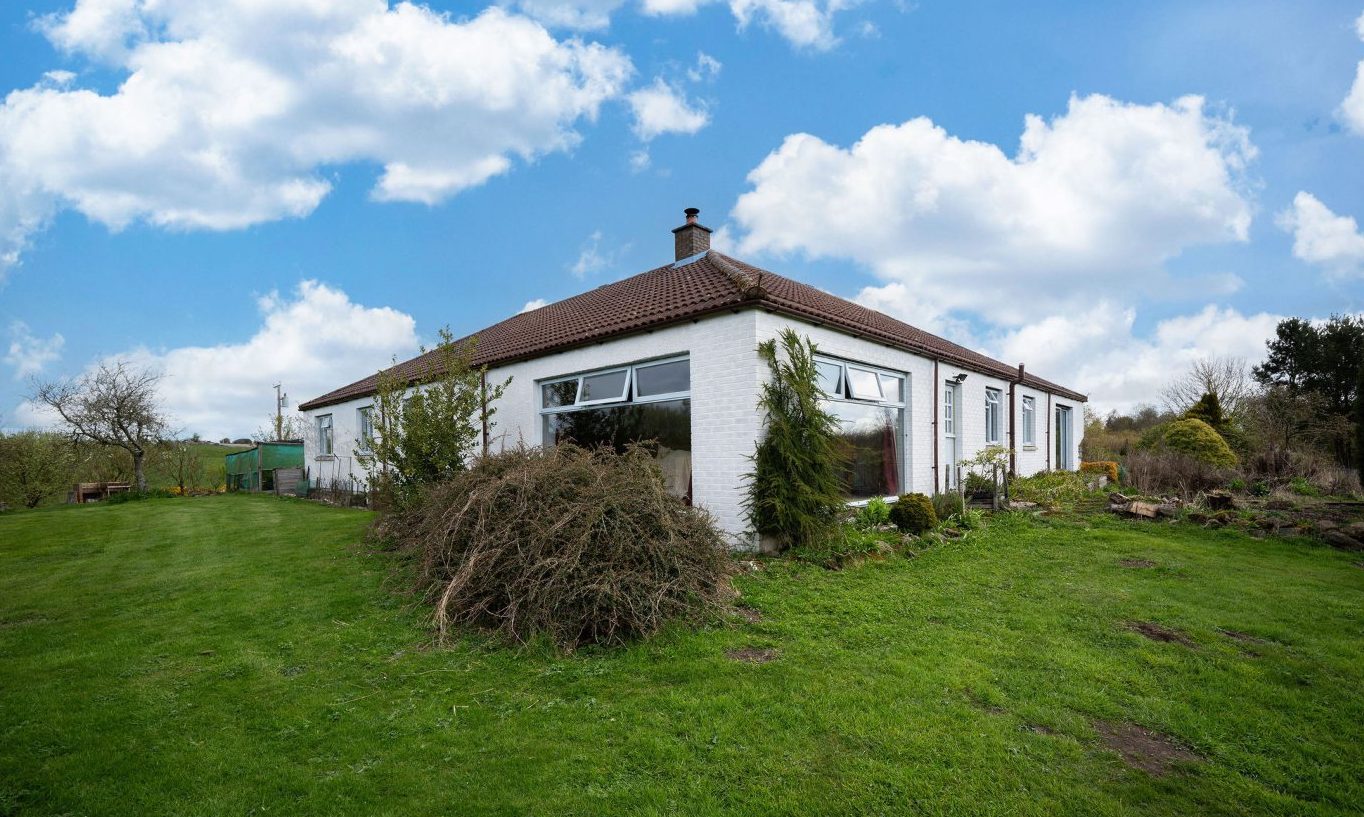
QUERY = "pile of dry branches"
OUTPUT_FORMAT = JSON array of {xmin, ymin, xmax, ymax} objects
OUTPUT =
[{"xmin": 392, "ymin": 444, "xmax": 734, "ymax": 650}]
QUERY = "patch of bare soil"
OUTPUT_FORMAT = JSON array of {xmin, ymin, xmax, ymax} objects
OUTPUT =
[
  {"xmin": 735, "ymin": 606, "xmax": 763, "ymax": 624},
  {"xmin": 1025, "ymin": 723, "xmax": 1057, "ymax": 736},
  {"xmin": 1126, "ymin": 620, "xmax": 1196, "ymax": 647},
  {"xmin": 1094, "ymin": 721, "xmax": 1202, "ymax": 776},
  {"xmin": 1119, "ymin": 558, "xmax": 1157, "ymax": 568},
  {"xmin": 726, "ymin": 647, "xmax": 778, "ymax": 663}
]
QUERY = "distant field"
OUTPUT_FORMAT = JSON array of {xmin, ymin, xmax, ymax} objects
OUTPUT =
[
  {"xmin": 1, "ymin": 496, "xmax": 1362, "ymax": 815},
  {"xmin": 144, "ymin": 441, "xmax": 252, "ymax": 491}
]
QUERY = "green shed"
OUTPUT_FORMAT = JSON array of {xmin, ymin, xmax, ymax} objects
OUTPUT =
[{"xmin": 225, "ymin": 442, "xmax": 305, "ymax": 493}]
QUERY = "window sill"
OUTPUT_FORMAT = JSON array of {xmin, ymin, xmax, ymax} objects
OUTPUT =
[
  {"xmin": 315, "ymin": 454, "xmax": 337, "ymax": 461},
  {"xmin": 1022, "ymin": 445, "xmax": 1038, "ymax": 451}
]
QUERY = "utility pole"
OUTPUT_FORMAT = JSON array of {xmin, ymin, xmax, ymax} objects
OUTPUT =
[{"xmin": 274, "ymin": 383, "xmax": 287, "ymax": 441}]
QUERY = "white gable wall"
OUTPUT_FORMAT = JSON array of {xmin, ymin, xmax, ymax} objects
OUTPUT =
[{"xmin": 302, "ymin": 307, "xmax": 1081, "ymax": 548}]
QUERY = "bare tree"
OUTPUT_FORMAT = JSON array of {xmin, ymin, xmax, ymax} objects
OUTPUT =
[
  {"xmin": 1161, "ymin": 357, "xmax": 1253, "ymax": 417},
  {"xmin": 33, "ymin": 361, "xmax": 168, "ymax": 491},
  {"xmin": 253, "ymin": 412, "xmax": 308, "ymax": 443}
]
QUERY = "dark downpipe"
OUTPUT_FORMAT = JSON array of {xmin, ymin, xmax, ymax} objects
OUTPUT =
[{"xmin": 932, "ymin": 359, "xmax": 939, "ymax": 492}]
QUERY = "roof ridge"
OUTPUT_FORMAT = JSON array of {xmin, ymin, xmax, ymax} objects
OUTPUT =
[{"xmin": 706, "ymin": 251, "xmax": 767, "ymax": 300}]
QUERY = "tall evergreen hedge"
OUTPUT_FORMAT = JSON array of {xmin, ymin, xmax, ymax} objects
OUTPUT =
[{"xmin": 744, "ymin": 329, "xmax": 847, "ymax": 551}]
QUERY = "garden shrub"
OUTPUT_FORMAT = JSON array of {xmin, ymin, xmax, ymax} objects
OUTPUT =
[
  {"xmin": 889, "ymin": 493, "xmax": 938, "ymax": 534},
  {"xmin": 789, "ymin": 526, "xmax": 890, "ymax": 569},
  {"xmin": 390, "ymin": 444, "xmax": 733, "ymax": 650},
  {"xmin": 1008, "ymin": 470, "xmax": 1089, "ymax": 509},
  {"xmin": 1080, "ymin": 461, "xmax": 1119, "ymax": 484},
  {"xmin": 1162, "ymin": 418, "xmax": 1238, "ymax": 467},
  {"xmin": 1289, "ymin": 476, "xmax": 1321, "ymax": 497},
  {"xmin": 1124, "ymin": 450, "xmax": 1232, "ymax": 497},
  {"xmin": 853, "ymin": 497, "xmax": 891, "ymax": 529},
  {"xmin": 946, "ymin": 508, "xmax": 986, "ymax": 531},
  {"xmin": 931, "ymin": 492, "xmax": 965, "ymax": 520}
]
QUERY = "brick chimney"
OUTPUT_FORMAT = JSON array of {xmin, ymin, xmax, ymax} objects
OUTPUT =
[{"xmin": 672, "ymin": 207, "xmax": 712, "ymax": 261}]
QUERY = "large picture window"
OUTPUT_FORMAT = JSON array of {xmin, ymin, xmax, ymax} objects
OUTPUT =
[
  {"xmin": 539, "ymin": 357, "xmax": 691, "ymax": 499},
  {"xmin": 816, "ymin": 356, "xmax": 906, "ymax": 501}
]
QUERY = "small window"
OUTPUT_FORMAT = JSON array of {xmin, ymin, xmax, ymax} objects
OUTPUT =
[
  {"xmin": 635, "ymin": 359, "xmax": 689, "ymax": 397},
  {"xmin": 317, "ymin": 414, "xmax": 333, "ymax": 456},
  {"xmin": 943, "ymin": 387, "xmax": 955, "ymax": 435},
  {"xmin": 846, "ymin": 367, "xmax": 883, "ymax": 401},
  {"xmin": 541, "ymin": 379, "xmax": 577, "ymax": 409},
  {"xmin": 985, "ymin": 388, "xmax": 1002, "ymax": 444},
  {"xmin": 357, "ymin": 406, "xmax": 374, "ymax": 451},
  {"xmin": 879, "ymin": 373, "xmax": 904, "ymax": 403},
  {"xmin": 577, "ymin": 369, "xmax": 630, "ymax": 404},
  {"xmin": 815, "ymin": 360, "xmax": 843, "ymax": 397},
  {"xmin": 1022, "ymin": 396, "xmax": 1036, "ymax": 446}
]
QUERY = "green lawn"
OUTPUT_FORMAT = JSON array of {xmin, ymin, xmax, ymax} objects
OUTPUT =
[{"xmin": 1, "ymin": 496, "xmax": 1362, "ymax": 816}]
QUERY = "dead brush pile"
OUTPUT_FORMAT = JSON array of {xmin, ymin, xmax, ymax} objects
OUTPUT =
[{"xmin": 391, "ymin": 444, "xmax": 735, "ymax": 650}]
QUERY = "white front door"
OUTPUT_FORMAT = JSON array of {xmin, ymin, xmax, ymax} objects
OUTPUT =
[{"xmin": 943, "ymin": 383, "xmax": 959, "ymax": 490}]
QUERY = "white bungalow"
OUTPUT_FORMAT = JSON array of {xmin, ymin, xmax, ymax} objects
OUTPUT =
[{"xmin": 299, "ymin": 208, "xmax": 1086, "ymax": 547}]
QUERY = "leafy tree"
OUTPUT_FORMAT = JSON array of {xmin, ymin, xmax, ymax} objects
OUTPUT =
[
  {"xmin": 1254, "ymin": 315, "xmax": 1364, "ymax": 414},
  {"xmin": 364, "ymin": 329, "xmax": 509, "ymax": 505},
  {"xmin": 33, "ymin": 361, "xmax": 167, "ymax": 491},
  {"xmin": 0, "ymin": 431, "xmax": 75, "ymax": 508},
  {"xmin": 1253, "ymin": 315, "xmax": 1364, "ymax": 465},
  {"xmin": 1357, "ymin": 363, "xmax": 1364, "ymax": 487},
  {"xmin": 744, "ymin": 329, "xmax": 847, "ymax": 552}
]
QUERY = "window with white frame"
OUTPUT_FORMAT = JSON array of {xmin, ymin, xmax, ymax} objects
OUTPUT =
[
  {"xmin": 985, "ymin": 388, "xmax": 1002, "ymax": 444},
  {"xmin": 357, "ymin": 406, "xmax": 374, "ymax": 453},
  {"xmin": 539, "ymin": 357, "xmax": 691, "ymax": 499},
  {"xmin": 815, "ymin": 355, "xmax": 906, "ymax": 500},
  {"xmin": 1021, "ymin": 396, "xmax": 1036, "ymax": 446},
  {"xmin": 317, "ymin": 414, "xmax": 333, "ymax": 456}
]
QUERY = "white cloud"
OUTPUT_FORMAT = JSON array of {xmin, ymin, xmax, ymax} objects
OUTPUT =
[
  {"xmin": 990, "ymin": 303, "xmax": 1283, "ymax": 414},
  {"xmin": 629, "ymin": 149, "xmax": 652, "ymax": 172},
  {"xmin": 569, "ymin": 229, "xmax": 629, "ymax": 277},
  {"xmin": 38, "ymin": 0, "xmax": 148, "ymax": 63},
  {"xmin": 1277, "ymin": 191, "xmax": 1364, "ymax": 279},
  {"xmin": 0, "ymin": 1, "xmax": 633, "ymax": 270},
  {"xmin": 1341, "ymin": 12, "xmax": 1364, "ymax": 134},
  {"xmin": 627, "ymin": 79, "xmax": 710, "ymax": 140},
  {"xmin": 732, "ymin": 93, "xmax": 1256, "ymax": 327},
  {"xmin": 520, "ymin": 297, "xmax": 550, "ymax": 312},
  {"xmin": 16, "ymin": 281, "xmax": 419, "ymax": 437},
  {"xmin": 731, "ymin": 0, "xmax": 854, "ymax": 50},
  {"xmin": 525, "ymin": 0, "xmax": 855, "ymax": 49},
  {"xmin": 5, "ymin": 322, "xmax": 65, "ymax": 379},
  {"xmin": 639, "ymin": 0, "xmax": 709, "ymax": 13},
  {"xmin": 687, "ymin": 52, "xmax": 723, "ymax": 82},
  {"xmin": 509, "ymin": 0, "xmax": 627, "ymax": 30}
]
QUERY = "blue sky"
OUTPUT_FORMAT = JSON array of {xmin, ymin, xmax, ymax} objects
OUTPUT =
[{"xmin": 2, "ymin": 0, "xmax": 1362, "ymax": 437}]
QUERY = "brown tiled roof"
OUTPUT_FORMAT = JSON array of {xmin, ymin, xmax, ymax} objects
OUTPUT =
[{"xmin": 299, "ymin": 251, "xmax": 1086, "ymax": 410}]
